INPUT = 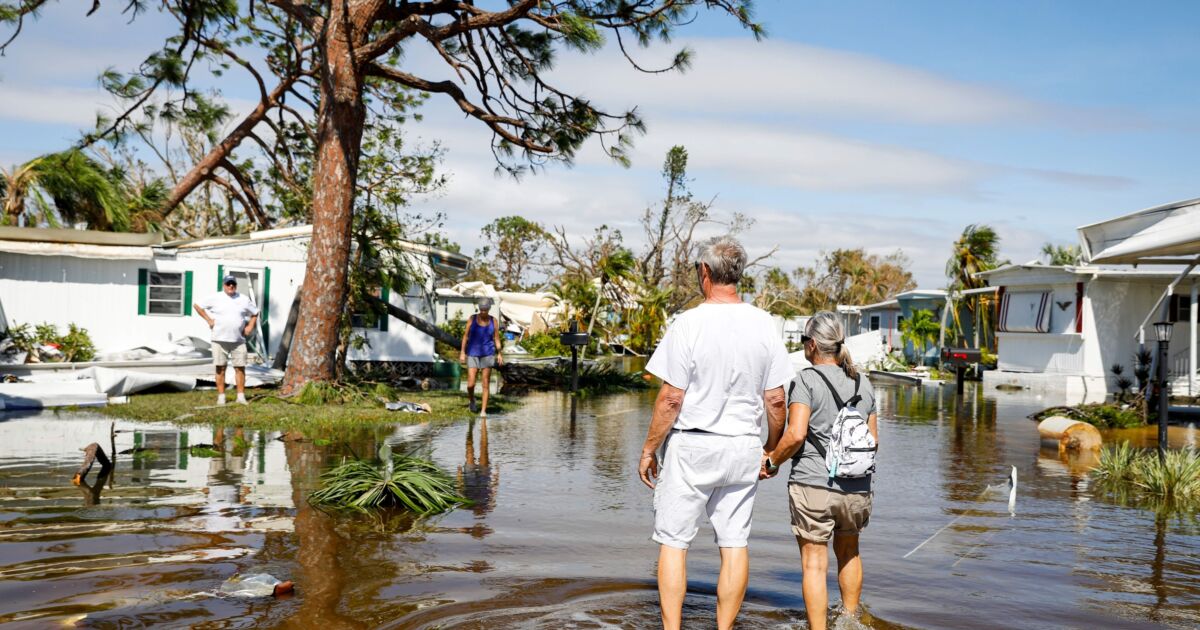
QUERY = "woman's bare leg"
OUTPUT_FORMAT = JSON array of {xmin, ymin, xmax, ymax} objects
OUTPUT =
[
  {"xmin": 480, "ymin": 367, "xmax": 491, "ymax": 414},
  {"xmin": 800, "ymin": 539, "xmax": 829, "ymax": 630},
  {"xmin": 833, "ymin": 532, "xmax": 863, "ymax": 616},
  {"xmin": 466, "ymin": 367, "xmax": 479, "ymax": 409}
]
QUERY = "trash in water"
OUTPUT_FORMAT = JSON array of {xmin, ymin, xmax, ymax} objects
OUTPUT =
[
  {"xmin": 219, "ymin": 573, "xmax": 294, "ymax": 598},
  {"xmin": 385, "ymin": 401, "xmax": 433, "ymax": 413}
]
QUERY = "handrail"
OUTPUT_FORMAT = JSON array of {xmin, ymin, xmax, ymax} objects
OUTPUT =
[{"xmin": 1135, "ymin": 254, "xmax": 1200, "ymax": 343}]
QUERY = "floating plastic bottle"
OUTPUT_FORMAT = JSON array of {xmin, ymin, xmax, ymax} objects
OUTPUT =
[{"xmin": 219, "ymin": 573, "xmax": 294, "ymax": 598}]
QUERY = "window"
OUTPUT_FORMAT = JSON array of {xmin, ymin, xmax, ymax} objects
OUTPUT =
[
  {"xmin": 138, "ymin": 269, "xmax": 192, "ymax": 316},
  {"xmin": 870, "ymin": 315, "xmax": 881, "ymax": 331},
  {"xmin": 148, "ymin": 272, "xmax": 184, "ymax": 314},
  {"xmin": 351, "ymin": 285, "xmax": 390, "ymax": 331}
]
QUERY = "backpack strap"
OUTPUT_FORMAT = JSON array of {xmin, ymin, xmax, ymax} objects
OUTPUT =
[{"xmin": 806, "ymin": 367, "xmax": 846, "ymax": 409}]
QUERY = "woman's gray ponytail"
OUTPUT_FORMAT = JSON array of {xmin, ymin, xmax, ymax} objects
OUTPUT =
[{"xmin": 805, "ymin": 311, "xmax": 858, "ymax": 379}]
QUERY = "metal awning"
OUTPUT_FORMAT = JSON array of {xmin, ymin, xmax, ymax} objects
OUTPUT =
[
  {"xmin": 0, "ymin": 239, "xmax": 154, "ymax": 260},
  {"xmin": 1079, "ymin": 197, "xmax": 1200, "ymax": 265}
]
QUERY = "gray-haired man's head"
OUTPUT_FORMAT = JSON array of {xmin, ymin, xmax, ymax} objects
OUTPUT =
[
  {"xmin": 477, "ymin": 297, "xmax": 493, "ymax": 311},
  {"xmin": 697, "ymin": 236, "xmax": 747, "ymax": 287}
]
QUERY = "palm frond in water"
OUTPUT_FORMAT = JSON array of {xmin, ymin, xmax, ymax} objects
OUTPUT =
[{"xmin": 310, "ymin": 455, "xmax": 469, "ymax": 515}]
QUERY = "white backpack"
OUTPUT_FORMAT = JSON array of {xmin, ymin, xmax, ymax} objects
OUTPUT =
[{"xmin": 799, "ymin": 368, "xmax": 877, "ymax": 479}]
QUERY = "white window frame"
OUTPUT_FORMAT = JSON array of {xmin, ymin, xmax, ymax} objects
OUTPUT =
[{"xmin": 147, "ymin": 271, "xmax": 186, "ymax": 317}]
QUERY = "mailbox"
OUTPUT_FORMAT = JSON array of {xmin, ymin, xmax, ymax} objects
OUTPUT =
[
  {"xmin": 940, "ymin": 347, "xmax": 982, "ymax": 395},
  {"xmin": 941, "ymin": 347, "xmax": 982, "ymax": 367},
  {"xmin": 560, "ymin": 331, "xmax": 590, "ymax": 347}
]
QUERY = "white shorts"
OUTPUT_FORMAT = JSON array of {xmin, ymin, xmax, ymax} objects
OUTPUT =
[{"xmin": 652, "ymin": 431, "xmax": 763, "ymax": 549}]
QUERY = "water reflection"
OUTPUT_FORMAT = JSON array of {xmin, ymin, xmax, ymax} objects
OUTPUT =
[
  {"xmin": 458, "ymin": 417, "xmax": 498, "ymax": 523},
  {"xmin": 3, "ymin": 385, "xmax": 1200, "ymax": 628},
  {"xmin": 282, "ymin": 437, "xmax": 363, "ymax": 630}
]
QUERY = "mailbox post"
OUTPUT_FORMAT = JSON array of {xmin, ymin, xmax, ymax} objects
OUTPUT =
[
  {"xmin": 559, "ymin": 320, "xmax": 590, "ymax": 397},
  {"xmin": 941, "ymin": 347, "xmax": 982, "ymax": 396}
]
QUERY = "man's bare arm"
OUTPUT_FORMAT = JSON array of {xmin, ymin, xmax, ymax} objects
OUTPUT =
[
  {"xmin": 763, "ymin": 386, "xmax": 786, "ymax": 452},
  {"xmin": 638, "ymin": 382, "xmax": 685, "ymax": 489},
  {"xmin": 194, "ymin": 305, "xmax": 213, "ymax": 328}
]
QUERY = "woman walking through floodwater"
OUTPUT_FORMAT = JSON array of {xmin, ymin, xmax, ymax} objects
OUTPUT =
[
  {"xmin": 762, "ymin": 311, "xmax": 879, "ymax": 630},
  {"xmin": 460, "ymin": 297, "xmax": 504, "ymax": 417}
]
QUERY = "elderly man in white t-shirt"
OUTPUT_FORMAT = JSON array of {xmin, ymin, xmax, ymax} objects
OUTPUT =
[
  {"xmin": 638, "ymin": 236, "xmax": 792, "ymax": 630},
  {"xmin": 193, "ymin": 275, "xmax": 259, "ymax": 405}
]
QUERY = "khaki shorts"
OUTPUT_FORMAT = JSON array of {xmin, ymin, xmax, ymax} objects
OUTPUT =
[
  {"xmin": 788, "ymin": 483, "xmax": 872, "ymax": 543},
  {"xmin": 213, "ymin": 341, "xmax": 248, "ymax": 368}
]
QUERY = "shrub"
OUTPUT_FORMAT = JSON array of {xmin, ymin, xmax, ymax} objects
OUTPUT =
[
  {"xmin": 3, "ymin": 321, "xmax": 96, "ymax": 362},
  {"xmin": 310, "ymin": 451, "xmax": 469, "ymax": 514},
  {"xmin": 520, "ymin": 331, "xmax": 567, "ymax": 357},
  {"xmin": 1093, "ymin": 444, "xmax": 1200, "ymax": 510},
  {"xmin": 1031, "ymin": 403, "xmax": 1144, "ymax": 429}
]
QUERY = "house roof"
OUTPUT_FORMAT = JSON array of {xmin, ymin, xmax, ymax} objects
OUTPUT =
[
  {"xmin": 894, "ymin": 289, "xmax": 947, "ymax": 299},
  {"xmin": 0, "ymin": 226, "xmax": 162, "ymax": 246},
  {"xmin": 1077, "ymin": 196, "xmax": 1200, "ymax": 265},
  {"xmin": 0, "ymin": 224, "xmax": 471, "ymax": 269},
  {"xmin": 977, "ymin": 262, "xmax": 1200, "ymax": 281},
  {"xmin": 839, "ymin": 288, "xmax": 948, "ymax": 313}
]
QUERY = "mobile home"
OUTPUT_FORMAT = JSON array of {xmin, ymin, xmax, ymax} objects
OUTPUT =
[{"xmin": 0, "ymin": 225, "xmax": 470, "ymax": 367}]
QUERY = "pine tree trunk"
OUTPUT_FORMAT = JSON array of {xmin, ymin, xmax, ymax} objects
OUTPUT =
[{"xmin": 281, "ymin": 6, "xmax": 367, "ymax": 394}]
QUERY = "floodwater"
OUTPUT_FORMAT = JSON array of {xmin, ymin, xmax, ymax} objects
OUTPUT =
[{"xmin": 1, "ymin": 384, "xmax": 1199, "ymax": 629}]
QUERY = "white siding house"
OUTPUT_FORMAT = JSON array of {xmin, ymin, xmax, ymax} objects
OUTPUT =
[
  {"xmin": 0, "ymin": 225, "xmax": 469, "ymax": 364},
  {"xmin": 978, "ymin": 264, "xmax": 1197, "ymax": 403}
]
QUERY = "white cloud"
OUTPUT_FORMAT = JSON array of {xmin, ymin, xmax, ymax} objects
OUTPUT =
[
  {"xmin": 545, "ymin": 38, "xmax": 1053, "ymax": 125},
  {"xmin": 632, "ymin": 119, "xmax": 983, "ymax": 193},
  {"xmin": 0, "ymin": 85, "xmax": 107, "ymax": 126}
]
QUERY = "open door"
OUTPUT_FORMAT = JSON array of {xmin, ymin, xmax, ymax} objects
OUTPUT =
[{"xmin": 223, "ymin": 267, "xmax": 270, "ymax": 363}]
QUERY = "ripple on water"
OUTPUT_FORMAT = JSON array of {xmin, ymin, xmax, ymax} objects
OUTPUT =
[{"xmin": 388, "ymin": 578, "xmax": 903, "ymax": 629}]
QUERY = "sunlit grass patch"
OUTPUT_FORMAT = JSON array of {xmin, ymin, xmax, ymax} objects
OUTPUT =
[{"xmin": 97, "ymin": 387, "xmax": 512, "ymax": 431}]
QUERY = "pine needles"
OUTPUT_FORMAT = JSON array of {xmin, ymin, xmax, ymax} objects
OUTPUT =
[{"xmin": 310, "ymin": 450, "xmax": 469, "ymax": 515}]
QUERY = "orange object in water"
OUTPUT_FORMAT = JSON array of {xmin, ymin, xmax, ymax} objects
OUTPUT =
[{"xmin": 273, "ymin": 581, "xmax": 295, "ymax": 597}]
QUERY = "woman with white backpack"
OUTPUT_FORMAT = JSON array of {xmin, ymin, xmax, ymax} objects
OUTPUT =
[{"xmin": 761, "ymin": 310, "xmax": 879, "ymax": 630}]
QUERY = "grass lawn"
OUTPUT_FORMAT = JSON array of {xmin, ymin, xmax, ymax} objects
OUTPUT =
[{"xmin": 97, "ymin": 387, "xmax": 514, "ymax": 432}]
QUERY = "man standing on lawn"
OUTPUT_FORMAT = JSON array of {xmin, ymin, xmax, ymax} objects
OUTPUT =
[{"xmin": 194, "ymin": 274, "xmax": 259, "ymax": 405}]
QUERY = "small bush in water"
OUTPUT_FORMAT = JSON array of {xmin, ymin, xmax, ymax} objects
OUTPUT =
[
  {"xmin": 310, "ymin": 452, "xmax": 469, "ymax": 515},
  {"xmin": 1093, "ymin": 443, "xmax": 1200, "ymax": 509}
]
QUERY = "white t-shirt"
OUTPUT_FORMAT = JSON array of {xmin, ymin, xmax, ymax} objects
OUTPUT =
[
  {"xmin": 646, "ymin": 302, "xmax": 794, "ymax": 437},
  {"xmin": 199, "ymin": 291, "xmax": 260, "ymax": 344}
]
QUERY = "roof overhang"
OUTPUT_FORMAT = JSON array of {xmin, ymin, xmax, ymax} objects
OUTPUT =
[
  {"xmin": 0, "ymin": 226, "xmax": 162, "ymax": 247},
  {"xmin": 0, "ymin": 239, "xmax": 154, "ymax": 260},
  {"xmin": 1078, "ymin": 197, "xmax": 1200, "ymax": 265}
]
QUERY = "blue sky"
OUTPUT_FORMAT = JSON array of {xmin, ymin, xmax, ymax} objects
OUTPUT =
[{"xmin": 1, "ymin": 0, "xmax": 1198, "ymax": 287}]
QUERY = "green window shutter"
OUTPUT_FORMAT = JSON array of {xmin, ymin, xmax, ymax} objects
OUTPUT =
[
  {"xmin": 261, "ymin": 267, "xmax": 271, "ymax": 323},
  {"xmin": 260, "ymin": 267, "xmax": 271, "ymax": 355},
  {"xmin": 216, "ymin": 264, "xmax": 224, "ymax": 291},
  {"xmin": 183, "ymin": 271, "xmax": 194, "ymax": 315},
  {"xmin": 137, "ymin": 269, "xmax": 148, "ymax": 315},
  {"xmin": 379, "ymin": 284, "xmax": 390, "ymax": 332}
]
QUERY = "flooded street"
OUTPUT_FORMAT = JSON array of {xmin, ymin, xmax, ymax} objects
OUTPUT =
[{"xmin": 2, "ymin": 384, "xmax": 1200, "ymax": 628}]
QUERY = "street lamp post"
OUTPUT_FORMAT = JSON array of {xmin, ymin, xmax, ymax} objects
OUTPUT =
[{"xmin": 1153, "ymin": 321, "xmax": 1174, "ymax": 463}]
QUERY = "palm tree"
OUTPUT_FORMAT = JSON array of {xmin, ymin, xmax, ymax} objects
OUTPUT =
[
  {"xmin": 944, "ymin": 224, "xmax": 1005, "ymax": 349},
  {"xmin": 1, "ymin": 151, "xmax": 131, "ymax": 230},
  {"xmin": 946, "ymin": 224, "xmax": 1002, "ymax": 292},
  {"xmin": 585, "ymin": 247, "xmax": 637, "ymax": 356},
  {"xmin": 1041, "ymin": 242, "xmax": 1082, "ymax": 266},
  {"xmin": 900, "ymin": 308, "xmax": 941, "ymax": 366}
]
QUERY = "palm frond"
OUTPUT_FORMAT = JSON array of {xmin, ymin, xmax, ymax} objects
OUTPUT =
[{"xmin": 310, "ymin": 453, "xmax": 469, "ymax": 515}]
